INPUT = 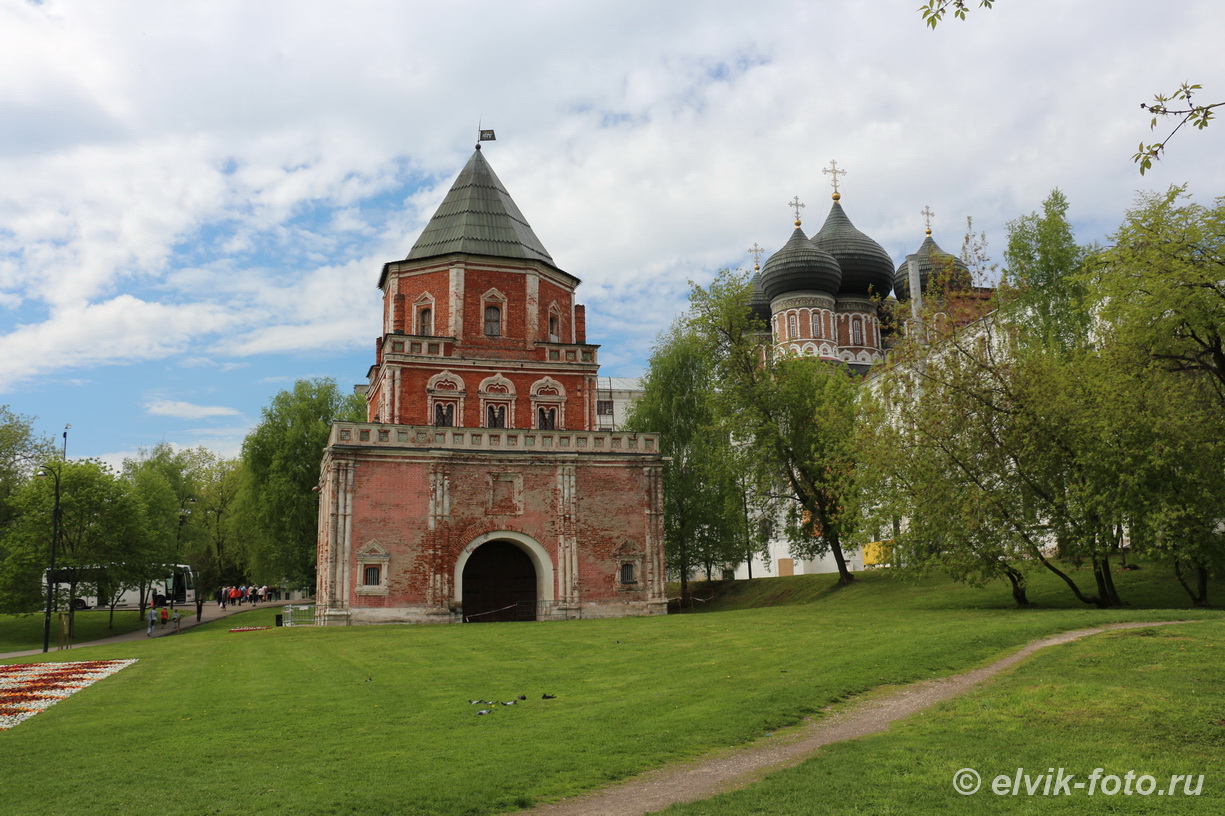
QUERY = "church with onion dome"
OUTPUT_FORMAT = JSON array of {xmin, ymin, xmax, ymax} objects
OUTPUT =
[
  {"xmin": 748, "ymin": 161, "xmax": 985, "ymax": 376},
  {"xmin": 732, "ymin": 162, "xmax": 993, "ymax": 581}
]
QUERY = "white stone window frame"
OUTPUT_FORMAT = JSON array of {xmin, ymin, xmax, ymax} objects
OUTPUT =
[
  {"xmin": 482, "ymin": 288, "xmax": 508, "ymax": 338},
  {"xmin": 479, "ymin": 373, "xmax": 517, "ymax": 429},
  {"xmin": 614, "ymin": 542, "xmax": 643, "ymax": 591},
  {"xmin": 355, "ymin": 541, "xmax": 390, "ymax": 597},
  {"xmin": 547, "ymin": 301, "xmax": 562, "ymax": 343},
  {"xmin": 530, "ymin": 376, "xmax": 567, "ymax": 430},
  {"xmin": 427, "ymin": 370, "xmax": 466, "ymax": 428},
  {"xmin": 414, "ymin": 292, "xmax": 436, "ymax": 337}
]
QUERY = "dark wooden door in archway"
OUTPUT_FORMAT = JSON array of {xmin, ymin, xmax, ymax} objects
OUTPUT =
[{"xmin": 462, "ymin": 540, "xmax": 537, "ymax": 622}]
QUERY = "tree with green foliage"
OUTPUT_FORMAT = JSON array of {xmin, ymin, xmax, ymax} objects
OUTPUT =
[
  {"xmin": 1, "ymin": 460, "xmax": 153, "ymax": 631},
  {"xmin": 689, "ymin": 270, "xmax": 861, "ymax": 586},
  {"xmin": 1002, "ymin": 188, "xmax": 1090, "ymax": 349},
  {"xmin": 235, "ymin": 378, "xmax": 365, "ymax": 587},
  {"xmin": 866, "ymin": 318, "xmax": 1161, "ymax": 608},
  {"xmin": 1087, "ymin": 187, "xmax": 1225, "ymax": 603},
  {"xmin": 187, "ymin": 450, "xmax": 244, "ymax": 593},
  {"xmin": 1132, "ymin": 368, "xmax": 1225, "ymax": 606},
  {"xmin": 624, "ymin": 320, "xmax": 750, "ymax": 604},
  {"xmin": 0, "ymin": 406, "xmax": 55, "ymax": 529},
  {"xmin": 864, "ymin": 193, "xmax": 1171, "ymax": 608},
  {"xmin": 1092, "ymin": 186, "xmax": 1225, "ymax": 406}
]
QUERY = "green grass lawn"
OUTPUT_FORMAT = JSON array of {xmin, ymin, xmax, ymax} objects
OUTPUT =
[
  {"xmin": 1, "ymin": 566, "xmax": 1220, "ymax": 816},
  {"xmin": 0, "ymin": 607, "xmax": 147, "ymax": 652},
  {"xmin": 660, "ymin": 620, "xmax": 1225, "ymax": 815}
]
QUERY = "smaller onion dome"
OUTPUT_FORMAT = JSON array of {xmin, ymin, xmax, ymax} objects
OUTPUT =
[
  {"xmin": 748, "ymin": 272, "xmax": 772, "ymax": 323},
  {"xmin": 894, "ymin": 231, "xmax": 971, "ymax": 301},
  {"xmin": 759, "ymin": 225, "xmax": 842, "ymax": 302},
  {"xmin": 811, "ymin": 199, "xmax": 895, "ymax": 298}
]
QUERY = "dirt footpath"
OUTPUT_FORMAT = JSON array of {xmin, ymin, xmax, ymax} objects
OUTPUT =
[{"xmin": 517, "ymin": 620, "xmax": 1197, "ymax": 816}]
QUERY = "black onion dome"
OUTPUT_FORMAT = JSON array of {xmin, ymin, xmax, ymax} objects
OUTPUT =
[
  {"xmin": 811, "ymin": 200, "xmax": 895, "ymax": 298},
  {"xmin": 759, "ymin": 226, "xmax": 842, "ymax": 302},
  {"xmin": 894, "ymin": 234, "xmax": 971, "ymax": 300},
  {"xmin": 748, "ymin": 272, "xmax": 772, "ymax": 322}
]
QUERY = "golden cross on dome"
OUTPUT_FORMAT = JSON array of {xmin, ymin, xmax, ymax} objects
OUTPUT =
[
  {"xmin": 748, "ymin": 242, "xmax": 765, "ymax": 268},
  {"xmin": 921, "ymin": 205, "xmax": 935, "ymax": 234},
  {"xmin": 788, "ymin": 196, "xmax": 805, "ymax": 223},
  {"xmin": 822, "ymin": 160, "xmax": 846, "ymax": 197}
]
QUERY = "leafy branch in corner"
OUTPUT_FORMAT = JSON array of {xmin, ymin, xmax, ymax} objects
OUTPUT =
[
  {"xmin": 918, "ymin": 0, "xmax": 994, "ymax": 29},
  {"xmin": 1135, "ymin": 83, "xmax": 1224, "ymax": 174}
]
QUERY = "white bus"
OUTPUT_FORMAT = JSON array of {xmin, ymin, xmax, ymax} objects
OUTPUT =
[{"xmin": 48, "ymin": 564, "xmax": 197, "ymax": 610}]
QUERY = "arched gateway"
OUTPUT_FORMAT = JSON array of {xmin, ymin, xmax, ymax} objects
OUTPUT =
[{"xmin": 454, "ymin": 531, "xmax": 555, "ymax": 622}]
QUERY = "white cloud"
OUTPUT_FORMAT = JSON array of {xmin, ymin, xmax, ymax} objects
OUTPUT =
[
  {"xmin": 3, "ymin": 0, "xmax": 1225, "ymax": 453},
  {"xmin": 144, "ymin": 400, "xmax": 241, "ymax": 420}
]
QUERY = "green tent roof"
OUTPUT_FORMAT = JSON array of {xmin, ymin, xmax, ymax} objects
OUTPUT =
[{"xmin": 405, "ymin": 149, "xmax": 556, "ymax": 267}]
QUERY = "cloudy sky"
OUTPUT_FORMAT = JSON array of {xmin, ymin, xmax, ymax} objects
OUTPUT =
[{"xmin": 2, "ymin": 0, "xmax": 1222, "ymax": 465}]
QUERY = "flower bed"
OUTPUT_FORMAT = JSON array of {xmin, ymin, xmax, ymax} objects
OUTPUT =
[
  {"xmin": 0, "ymin": 659, "xmax": 138, "ymax": 731},
  {"xmin": 228, "ymin": 626, "xmax": 271, "ymax": 632}
]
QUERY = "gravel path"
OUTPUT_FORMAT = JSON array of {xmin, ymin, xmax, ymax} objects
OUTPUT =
[{"xmin": 516, "ymin": 620, "xmax": 1197, "ymax": 816}]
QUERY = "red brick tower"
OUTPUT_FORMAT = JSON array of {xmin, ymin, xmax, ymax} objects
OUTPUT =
[{"xmin": 316, "ymin": 145, "xmax": 666, "ymax": 624}]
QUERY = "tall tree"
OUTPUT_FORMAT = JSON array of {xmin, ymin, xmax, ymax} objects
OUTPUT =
[
  {"xmin": 1092, "ymin": 186, "xmax": 1225, "ymax": 406},
  {"xmin": 689, "ymin": 270, "xmax": 861, "ymax": 586},
  {"xmin": 0, "ymin": 406, "xmax": 56, "ymax": 529},
  {"xmin": 236, "ymin": 378, "xmax": 365, "ymax": 587},
  {"xmin": 624, "ymin": 320, "xmax": 746, "ymax": 604},
  {"xmin": 1002, "ymin": 188, "xmax": 1089, "ymax": 350},
  {"xmin": 1, "ymin": 460, "xmax": 153, "ymax": 628}
]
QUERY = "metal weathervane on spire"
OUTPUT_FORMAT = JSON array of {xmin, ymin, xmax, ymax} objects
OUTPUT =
[
  {"xmin": 748, "ymin": 242, "xmax": 764, "ymax": 270},
  {"xmin": 788, "ymin": 196, "xmax": 805, "ymax": 225},
  {"xmin": 822, "ymin": 159, "xmax": 846, "ymax": 199},
  {"xmin": 921, "ymin": 205, "xmax": 935, "ymax": 235}
]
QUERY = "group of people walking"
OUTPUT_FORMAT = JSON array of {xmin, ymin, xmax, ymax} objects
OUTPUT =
[
  {"xmin": 145, "ymin": 603, "xmax": 181, "ymax": 636},
  {"xmin": 218, "ymin": 585, "xmax": 270, "ymax": 608}
]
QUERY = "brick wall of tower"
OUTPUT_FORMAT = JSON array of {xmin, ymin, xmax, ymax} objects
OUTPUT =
[{"xmin": 324, "ymin": 443, "xmax": 663, "ymax": 618}]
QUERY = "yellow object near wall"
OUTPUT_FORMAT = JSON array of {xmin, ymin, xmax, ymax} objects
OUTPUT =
[{"xmin": 863, "ymin": 540, "xmax": 894, "ymax": 567}]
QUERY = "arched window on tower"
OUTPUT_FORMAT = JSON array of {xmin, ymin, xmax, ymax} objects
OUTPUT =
[
  {"xmin": 418, "ymin": 307, "xmax": 432, "ymax": 336},
  {"xmin": 538, "ymin": 406, "xmax": 556, "ymax": 430},
  {"xmin": 812, "ymin": 312, "xmax": 822, "ymax": 338},
  {"xmin": 788, "ymin": 314, "xmax": 798, "ymax": 339},
  {"xmin": 852, "ymin": 318, "xmax": 863, "ymax": 346},
  {"xmin": 434, "ymin": 403, "xmax": 455, "ymax": 427},
  {"xmin": 486, "ymin": 404, "xmax": 507, "ymax": 428},
  {"xmin": 548, "ymin": 314, "xmax": 559, "ymax": 342},
  {"xmin": 484, "ymin": 305, "xmax": 502, "ymax": 337}
]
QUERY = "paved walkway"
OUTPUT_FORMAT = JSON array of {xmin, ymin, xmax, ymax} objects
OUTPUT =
[
  {"xmin": 0, "ymin": 599, "xmax": 302, "ymax": 661},
  {"xmin": 516, "ymin": 620, "xmax": 1201, "ymax": 816}
]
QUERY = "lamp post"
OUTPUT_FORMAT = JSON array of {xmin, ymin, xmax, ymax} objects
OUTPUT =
[
  {"xmin": 37, "ymin": 464, "xmax": 62, "ymax": 654},
  {"xmin": 62, "ymin": 424, "xmax": 70, "ymax": 459}
]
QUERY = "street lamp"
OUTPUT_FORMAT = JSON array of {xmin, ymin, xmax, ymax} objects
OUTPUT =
[
  {"xmin": 37, "ymin": 464, "xmax": 62, "ymax": 654},
  {"xmin": 62, "ymin": 424, "xmax": 70, "ymax": 459}
]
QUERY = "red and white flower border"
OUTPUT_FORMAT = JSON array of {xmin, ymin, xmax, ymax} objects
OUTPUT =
[{"xmin": 0, "ymin": 659, "xmax": 137, "ymax": 731}]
